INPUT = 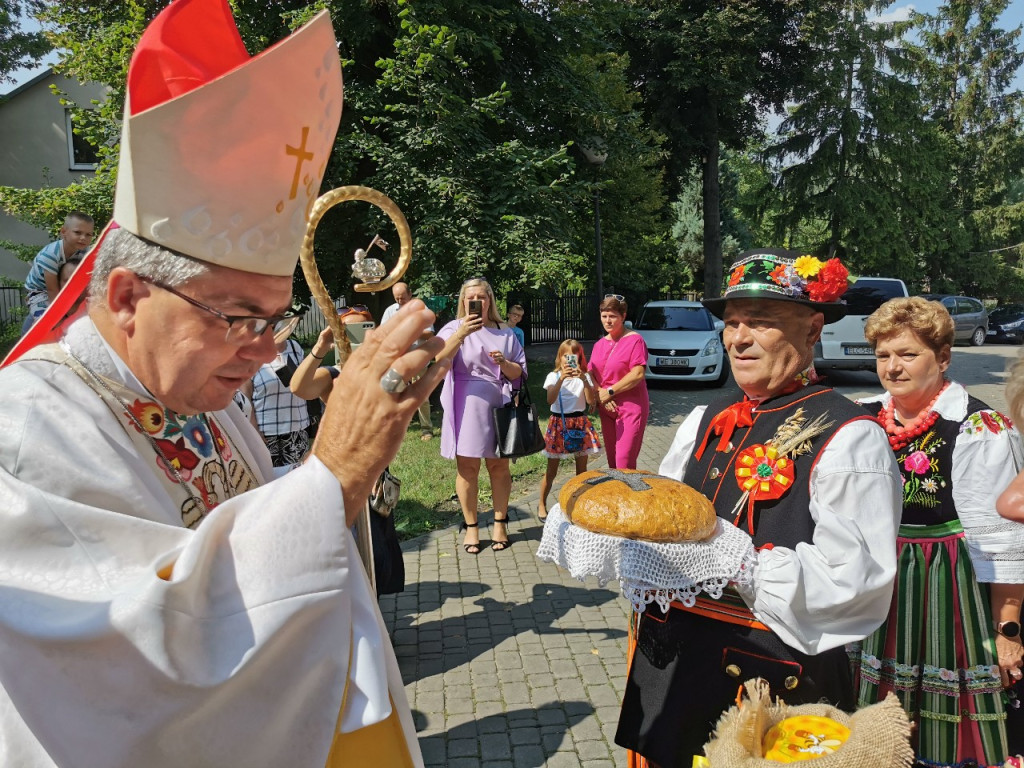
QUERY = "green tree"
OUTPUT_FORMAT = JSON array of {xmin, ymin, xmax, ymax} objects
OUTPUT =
[
  {"xmin": 762, "ymin": 0, "xmax": 956, "ymax": 285},
  {"xmin": 0, "ymin": 0, "xmax": 50, "ymax": 83},
  {"xmin": 671, "ymin": 152, "xmax": 753, "ymax": 285},
  {"xmin": 911, "ymin": 0, "xmax": 1024, "ymax": 295},
  {"xmin": 622, "ymin": 0, "xmax": 818, "ymax": 296},
  {"xmin": 1, "ymin": 0, "xmax": 671, "ymax": 304}
]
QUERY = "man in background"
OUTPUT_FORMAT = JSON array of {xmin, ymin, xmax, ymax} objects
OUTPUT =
[
  {"xmin": 22, "ymin": 211, "xmax": 94, "ymax": 330},
  {"xmin": 384, "ymin": 280, "xmax": 434, "ymax": 440}
]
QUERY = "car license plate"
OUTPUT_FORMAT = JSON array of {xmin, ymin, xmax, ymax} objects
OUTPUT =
[
  {"xmin": 656, "ymin": 357, "xmax": 689, "ymax": 366},
  {"xmin": 987, "ymin": 330, "xmax": 997, "ymax": 335},
  {"xmin": 843, "ymin": 346, "xmax": 873, "ymax": 356}
]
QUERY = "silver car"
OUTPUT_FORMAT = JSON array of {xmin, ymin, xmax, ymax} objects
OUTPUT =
[
  {"xmin": 919, "ymin": 294, "xmax": 989, "ymax": 346},
  {"xmin": 632, "ymin": 300, "xmax": 728, "ymax": 386}
]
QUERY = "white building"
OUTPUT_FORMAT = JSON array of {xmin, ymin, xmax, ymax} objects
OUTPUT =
[{"xmin": 0, "ymin": 69, "xmax": 108, "ymax": 282}]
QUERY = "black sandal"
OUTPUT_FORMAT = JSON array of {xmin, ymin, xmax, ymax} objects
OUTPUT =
[
  {"xmin": 491, "ymin": 516, "xmax": 511, "ymax": 552},
  {"xmin": 460, "ymin": 521, "xmax": 480, "ymax": 555}
]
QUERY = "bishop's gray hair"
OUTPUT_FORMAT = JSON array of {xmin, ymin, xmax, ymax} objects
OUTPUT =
[{"xmin": 88, "ymin": 228, "xmax": 210, "ymax": 300}]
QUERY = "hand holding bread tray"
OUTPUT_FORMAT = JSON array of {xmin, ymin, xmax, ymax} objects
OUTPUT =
[{"xmin": 536, "ymin": 469, "xmax": 756, "ymax": 613}]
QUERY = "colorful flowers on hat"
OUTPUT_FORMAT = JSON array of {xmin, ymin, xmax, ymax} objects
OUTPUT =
[
  {"xmin": 806, "ymin": 258, "xmax": 850, "ymax": 303},
  {"xmin": 793, "ymin": 255, "xmax": 823, "ymax": 279},
  {"xmin": 723, "ymin": 252, "xmax": 850, "ymax": 305}
]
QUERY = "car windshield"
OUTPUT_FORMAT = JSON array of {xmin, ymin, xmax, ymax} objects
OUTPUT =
[
  {"xmin": 991, "ymin": 305, "xmax": 1024, "ymax": 320},
  {"xmin": 843, "ymin": 281, "xmax": 907, "ymax": 315},
  {"xmin": 635, "ymin": 306, "xmax": 712, "ymax": 331}
]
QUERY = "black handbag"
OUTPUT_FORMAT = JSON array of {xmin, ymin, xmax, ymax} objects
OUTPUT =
[
  {"xmin": 369, "ymin": 467, "xmax": 404, "ymax": 596},
  {"xmin": 493, "ymin": 377, "xmax": 546, "ymax": 458},
  {"xmin": 369, "ymin": 506, "xmax": 405, "ymax": 596}
]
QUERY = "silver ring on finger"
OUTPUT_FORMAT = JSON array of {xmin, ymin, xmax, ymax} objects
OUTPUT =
[{"xmin": 380, "ymin": 367, "xmax": 409, "ymax": 395}]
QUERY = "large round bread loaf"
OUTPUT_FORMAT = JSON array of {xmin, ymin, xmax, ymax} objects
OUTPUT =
[{"xmin": 558, "ymin": 468, "xmax": 717, "ymax": 543}]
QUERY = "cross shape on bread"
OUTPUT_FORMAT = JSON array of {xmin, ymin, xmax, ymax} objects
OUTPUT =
[{"xmin": 584, "ymin": 468, "xmax": 663, "ymax": 492}]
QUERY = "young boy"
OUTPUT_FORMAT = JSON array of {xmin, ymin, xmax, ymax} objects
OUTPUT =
[
  {"xmin": 22, "ymin": 211, "xmax": 94, "ymax": 330},
  {"xmin": 507, "ymin": 303, "xmax": 525, "ymax": 347}
]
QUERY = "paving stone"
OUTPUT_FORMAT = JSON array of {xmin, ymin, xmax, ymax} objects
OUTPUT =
[
  {"xmin": 529, "ymin": 685, "xmax": 558, "ymax": 706},
  {"xmin": 586, "ymin": 684, "xmax": 624, "ymax": 708},
  {"xmin": 446, "ymin": 737, "xmax": 479, "ymax": 758},
  {"xmin": 541, "ymin": 726, "xmax": 572, "ymax": 752},
  {"xmin": 554, "ymin": 677, "xmax": 587, "ymax": 700},
  {"xmin": 479, "ymin": 732, "xmax": 512, "ymax": 760},
  {"xmin": 500, "ymin": 681, "xmax": 530, "ymax": 704},
  {"xmin": 416, "ymin": 691, "xmax": 445, "ymax": 714},
  {"xmin": 546, "ymin": 750, "xmax": 589, "ymax": 768},
  {"xmin": 577, "ymin": 738, "xmax": 614, "ymax": 760},
  {"xmin": 550, "ymin": 658, "xmax": 581, "ymax": 678},
  {"xmin": 445, "ymin": 695, "xmax": 475, "ymax": 716},
  {"xmin": 594, "ymin": 705, "xmax": 624, "ymax": 727}
]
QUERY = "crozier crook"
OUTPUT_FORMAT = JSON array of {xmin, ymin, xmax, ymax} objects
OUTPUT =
[{"xmin": 298, "ymin": 185, "xmax": 413, "ymax": 366}]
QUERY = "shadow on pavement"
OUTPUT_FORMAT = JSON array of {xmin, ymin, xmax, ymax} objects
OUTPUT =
[
  {"xmin": 389, "ymin": 580, "xmax": 626, "ymax": 683},
  {"xmin": 414, "ymin": 702, "xmax": 597, "ymax": 766}
]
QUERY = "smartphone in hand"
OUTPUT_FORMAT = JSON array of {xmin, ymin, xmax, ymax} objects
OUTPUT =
[
  {"xmin": 468, "ymin": 299, "xmax": 483, "ymax": 316},
  {"xmin": 565, "ymin": 353, "xmax": 579, "ymax": 370}
]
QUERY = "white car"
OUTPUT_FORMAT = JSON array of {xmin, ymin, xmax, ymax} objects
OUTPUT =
[
  {"xmin": 815, "ymin": 277, "xmax": 909, "ymax": 371},
  {"xmin": 632, "ymin": 300, "xmax": 728, "ymax": 386}
]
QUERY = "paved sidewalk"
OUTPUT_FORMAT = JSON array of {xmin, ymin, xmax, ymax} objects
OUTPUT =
[{"xmin": 378, "ymin": 385, "xmax": 707, "ymax": 767}]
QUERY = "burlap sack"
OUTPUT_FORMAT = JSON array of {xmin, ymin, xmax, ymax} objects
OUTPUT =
[{"xmin": 702, "ymin": 679, "xmax": 914, "ymax": 768}]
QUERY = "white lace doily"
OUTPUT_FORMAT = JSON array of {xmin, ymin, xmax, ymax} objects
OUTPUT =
[{"xmin": 536, "ymin": 505, "xmax": 757, "ymax": 613}]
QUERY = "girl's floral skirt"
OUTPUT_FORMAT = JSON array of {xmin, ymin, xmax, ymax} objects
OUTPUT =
[
  {"xmin": 854, "ymin": 520, "xmax": 1009, "ymax": 767},
  {"xmin": 543, "ymin": 411, "xmax": 602, "ymax": 459}
]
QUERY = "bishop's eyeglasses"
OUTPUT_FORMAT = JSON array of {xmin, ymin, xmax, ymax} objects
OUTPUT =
[{"xmin": 140, "ymin": 276, "xmax": 295, "ymax": 345}]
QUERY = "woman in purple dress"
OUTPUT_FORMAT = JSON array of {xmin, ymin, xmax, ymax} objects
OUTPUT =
[
  {"xmin": 436, "ymin": 278, "xmax": 526, "ymax": 554},
  {"xmin": 588, "ymin": 295, "xmax": 649, "ymax": 469}
]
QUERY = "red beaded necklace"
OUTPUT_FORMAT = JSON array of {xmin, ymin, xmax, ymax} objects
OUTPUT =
[{"xmin": 880, "ymin": 380, "xmax": 950, "ymax": 450}]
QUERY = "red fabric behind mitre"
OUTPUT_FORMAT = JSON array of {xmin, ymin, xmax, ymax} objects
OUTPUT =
[{"xmin": 127, "ymin": 0, "xmax": 250, "ymax": 115}]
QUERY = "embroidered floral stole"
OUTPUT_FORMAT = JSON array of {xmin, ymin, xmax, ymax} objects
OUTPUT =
[{"xmin": 26, "ymin": 343, "xmax": 257, "ymax": 528}]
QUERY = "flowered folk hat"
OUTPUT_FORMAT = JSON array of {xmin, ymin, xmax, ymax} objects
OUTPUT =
[{"xmin": 703, "ymin": 248, "xmax": 852, "ymax": 325}]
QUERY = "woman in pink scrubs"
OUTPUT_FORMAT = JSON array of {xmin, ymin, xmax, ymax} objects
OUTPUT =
[{"xmin": 588, "ymin": 295, "xmax": 649, "ymax": 469}]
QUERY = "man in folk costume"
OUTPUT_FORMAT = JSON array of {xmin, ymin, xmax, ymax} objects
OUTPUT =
[
  {"xmin": 0, "ymin": 1, "xmax": 439, "ymax": 766},
  {"xmin": 614, "ymin": 249, "xmax": 903, "ymax": 767}
]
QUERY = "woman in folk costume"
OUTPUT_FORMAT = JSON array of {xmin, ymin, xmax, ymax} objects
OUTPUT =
[
  {"xmin": 0, "ymin": 1, "xmax": 435, "ymax": 766},
  {"xmin": 855, "ymin": 297, "xmax": 1024, "ymax": 768},
  {"xmin": 615, "ymin": 250, "xmax": 903, "ymax": 767}
]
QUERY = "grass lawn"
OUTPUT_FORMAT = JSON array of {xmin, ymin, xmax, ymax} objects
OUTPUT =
[{"xmin": 389, "ymin": 344, "xmax": 601, "ymax": 540}]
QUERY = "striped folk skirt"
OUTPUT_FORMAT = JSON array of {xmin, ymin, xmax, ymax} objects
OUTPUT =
[{"xmin": 856, "ymin": 520, "xmax": 1009, "ymax": 767}]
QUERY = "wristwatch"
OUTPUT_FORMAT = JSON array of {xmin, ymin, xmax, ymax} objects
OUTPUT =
[
  {"xmin": 607, "ymin": 388, "xmax": 615, "ymax": 397},
  {"xmin": 996, "ymin": 620, "xmax": 1021, "ymax": 639}
]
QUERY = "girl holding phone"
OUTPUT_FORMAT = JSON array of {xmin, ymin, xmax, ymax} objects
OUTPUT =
[
  {"xmin": 434, "ymin": 278, "xmax": 526, "ymax": 554},
  {"xmin": 537, "ymin": 339, "xmax": 602, "ymax": 519}
]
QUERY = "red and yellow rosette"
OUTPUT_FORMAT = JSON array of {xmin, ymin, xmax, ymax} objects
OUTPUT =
[{"xmin": 734, "ymin": 444, "xmax": 795, "ymax": 534}]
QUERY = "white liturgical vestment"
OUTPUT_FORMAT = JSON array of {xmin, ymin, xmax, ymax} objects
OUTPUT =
[{"xmin": 0, "ymin": 318, "xmax": 422, "ymax": 767}]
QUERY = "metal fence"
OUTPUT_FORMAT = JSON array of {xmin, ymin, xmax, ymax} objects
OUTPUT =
[
  {"xmin": 0, "ymin": 286, "xmax": 24, "ymax": 326},
  {"xmin": 514, "ymin": 290, "xmax": 701, "ymax": 344}
]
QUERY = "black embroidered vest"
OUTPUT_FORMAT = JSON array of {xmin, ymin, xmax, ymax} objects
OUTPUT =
[
  {"xmin": 861, "ymin": 395, "xmax": 991, "ymax": 526},
  {"xmin": 683, "ymin": 384, "xmax": 873, "ymax": 549}
]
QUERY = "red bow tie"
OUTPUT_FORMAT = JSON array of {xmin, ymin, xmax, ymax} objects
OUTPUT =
[{"xmin": 694, "ymin": 399, "xmax": 755, "ymax": 461}]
